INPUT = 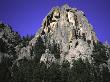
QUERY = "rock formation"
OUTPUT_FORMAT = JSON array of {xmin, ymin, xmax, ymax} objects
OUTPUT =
[
  {"xmin": 1, "ymin": 5, "xmax": 110, "ymax": 82},
  {"xmin": 0, "ymin": 5, "xmax": 98, "ymax": 65},
  {"xmin": 25, "ymin": 4, "xmax": 98, "ymax": 65}
]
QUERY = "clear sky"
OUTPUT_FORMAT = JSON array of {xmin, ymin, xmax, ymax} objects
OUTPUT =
[{"xmin": 0, "ymin": 0, "xmax": 110, "ymax": 43}]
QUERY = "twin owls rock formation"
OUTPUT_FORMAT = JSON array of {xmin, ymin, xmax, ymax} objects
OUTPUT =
[{"xmin": 19, "ymin": 5, "xmax": 98, "ymax": 64}]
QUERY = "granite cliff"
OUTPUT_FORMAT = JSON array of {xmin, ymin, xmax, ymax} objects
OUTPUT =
[
  {"xmin": 25, "ymin": 5, "xmax": 98, "ymax": 65},
  {"xmin": 0, "ymin": 5, "xmax": 110, "ymax": 82}
]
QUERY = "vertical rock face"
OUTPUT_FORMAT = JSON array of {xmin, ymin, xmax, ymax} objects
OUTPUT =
[
  {"xmin": 17, "ymin": 5, "xmax": 98, "ymax": 64},
  {"xmin": 29, "ymin": 4, "xmax": 98, "ymax": 64}
]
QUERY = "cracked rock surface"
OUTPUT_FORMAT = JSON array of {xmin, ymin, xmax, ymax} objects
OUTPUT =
[{"xmin": 28, "ymin": 5, "xmax": 98, "ymax": 64}]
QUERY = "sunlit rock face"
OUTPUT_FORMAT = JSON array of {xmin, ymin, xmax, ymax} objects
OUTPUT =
[
  {"xmin": 19, "ymin": 5, "xmax": 98, "ymax": 64},
  {"xmin": 32, "ymin": 4, "xmax": 98, "ymax": 64}
]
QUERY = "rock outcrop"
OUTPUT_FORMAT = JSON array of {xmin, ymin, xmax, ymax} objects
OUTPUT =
[
  {"xmin": 26, "ymin": 4, "xmax": 98, "ymax": 64},
  {"xmin": 6, "ymin": 5, "xmax": 98, "ymax": 65},
  {"xmin": 1, "ymin": 5, "xmax": 110, "ymax": 82}
]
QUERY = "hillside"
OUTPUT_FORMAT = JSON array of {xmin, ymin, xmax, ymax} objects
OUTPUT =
[{"xmin": 0, "ymin": 5, "xmax": 110, "ymax": 82}]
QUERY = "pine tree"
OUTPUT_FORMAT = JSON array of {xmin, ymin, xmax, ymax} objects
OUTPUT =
[
  {"xmin": 92, "ymin": 42, "xmax": 108, "ymax": 65},
  {"xmin": 0, "ymin": 56, "xmax": 11, "ymax": 82},
  {"xmin": 46, "ymin": 62, "xmax": 61, "ymax": 82},
  {"xmin": 33, "ymin": 36, "xmax": 46, "ymax": 63},
  {"xmin": 61, "ymin": 60, "xmax": 70, "ymax": 82}
]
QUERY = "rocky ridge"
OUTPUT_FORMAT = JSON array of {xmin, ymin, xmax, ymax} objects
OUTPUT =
[{"xmin": 0, "ymin": 23, "xmax": 21, "ymax": 61}]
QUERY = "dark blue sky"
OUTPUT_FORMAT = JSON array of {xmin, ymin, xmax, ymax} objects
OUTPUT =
[{"xmin": 0, "ymin": 0, "xmax": 110, "ymax": 43}]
